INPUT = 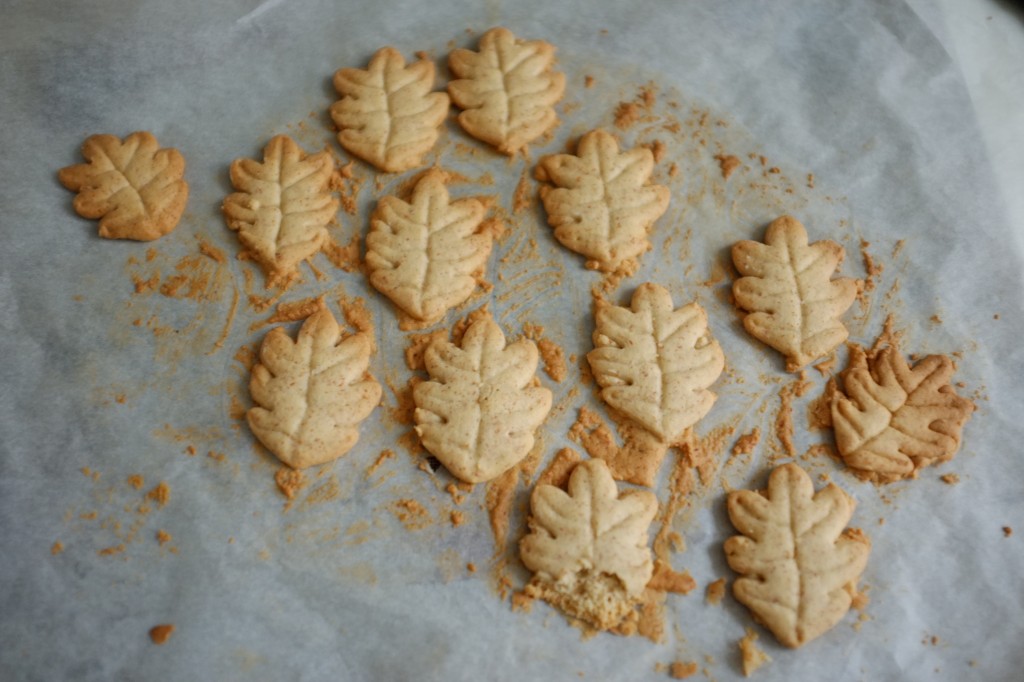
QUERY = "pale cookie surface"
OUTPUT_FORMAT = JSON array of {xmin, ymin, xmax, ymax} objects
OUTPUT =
[
  {"xmin": 366, "ymin": 170, "xmax": 493, "ymax": 325},
  {"xmin": 520, "ymin": 458, "xmax": 658, "ymax": 630},
  {"xmin": 413, "ymin": 315, "xmax": 551, "ymax": 483},
  {"xmin": 448, "ymin": 27, "xmax": 565, "ymax": 155},
  {"xmin": 223, "ymin": 135, "xmax": 338, "ymax": 286},
  {"xmin": 732, "ymin": 215, "xmax": 858, "ymax": 371},
  {"xmin": 589, "ymin": 283, "xmax": 724, "ymax": 444},
  {"xmin": 724, "ymin": 463, "xmax": 870, "ymax": 648},
  {"xmin": 831, "ymin": 344, "xmax": 975, "ymax": 483},
  {"xmin": 537, "ymin": 129, "xmax": 669, "ymax": 272},
  {"xmin": 58, "ymin": 131, "xmax": 188, "ymax": 241},
  {"xmin": 331, "ymin": 47, "xmax": 449, "ymax": 173},
  {"xmin": 248, "ymin": 306, "xmax": 382, "ymax": 470}
]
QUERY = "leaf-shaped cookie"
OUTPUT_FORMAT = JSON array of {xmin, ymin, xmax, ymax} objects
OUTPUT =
[
  {"xmin": 366, "ymin": 170, "xmax": 493, "ymax": 325},
  {"xmin": 732, "ymin": 216, "xmax": 858, "ymax": 371},
  {"xmin": 520, "ymin": 458, "xmax": 658, "ymax": 629},
  {"xmin": 330, "ymin": 47, "xmax": 449, "ymax": 173},
  {"xmin": 413, "ymin": 315, "xmax": 552, "ymax": 483},
  {"xmin": 725, "ymin": 463, "xmax": 871, "ymax": 648},
  {"xmin": 223, "ymin": 135, "xmax": 338, "ymax": 285},
  {"xmin": 831, "ymin": 346, "xmax": 975, "ymax": 482},
  {"xmin": 58, "ymin": 131, "xmax": 188, "ymax": 241},
  {"xmin": 588, "ymin": 283, "xmax": 724, "ymax": 444},
  {"xmin": 536, "ymin": 129, "xmax": 670, "ymax": 272},
  {"xmin": 448, "ymin": 27, "xmax": 566, "ymax": 155},
  {"xmin": 248, "ymin": 306, "xmax": 382, "ymax": 469}
]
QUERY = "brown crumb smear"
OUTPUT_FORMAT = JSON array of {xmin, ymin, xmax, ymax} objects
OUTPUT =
[
  {"xmin": 705, "ymin": 578, "xmax": 726, "ymax": 605},
  {"xmin": 149, "ymin": 624, "xmax": 175, "ymax": 645},
  {"xmin": 731, "ymin": 428, "xmax": 760, "ymax": 456},
  {"xmin": 1004, "ymin": 526, "xmax": 1013, "ymax": 537},
  {"xmin": 669, "ymin": 661, "xmax": 699, "ymax": 679},
  {"xmin": 714, "ymin": 154, "xmax": 741, "ymax": 180}
]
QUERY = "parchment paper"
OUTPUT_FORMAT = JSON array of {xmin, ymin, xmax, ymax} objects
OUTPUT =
[{"xmin": 2, "ymin": 1, "xmax": 1022, "ymax": 680}]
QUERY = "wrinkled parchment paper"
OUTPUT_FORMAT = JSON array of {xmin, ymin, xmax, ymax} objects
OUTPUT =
[{"xmin": 2, "ymin": 1, "xmax": 1022, "ymax": 680}]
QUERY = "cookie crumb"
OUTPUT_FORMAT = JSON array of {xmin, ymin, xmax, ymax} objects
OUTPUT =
[
  {"xmin": 149, "ymin": 624, "xmax": 175, "ymax": 645},
  {"xmin": 939, "ymin": 473, "xmax": 959, "ymax": 485},
  {"xmin": 146, "ymin": 482, "xmax": 171, "ymax": 507},
  {"xmin": 450, "ymin": 510, "xmax": 465, "ymax": 527},
  {"xmin": 511, "ymin": 591, "xmax": 534, "ymax": 613},
  {"xmin": 1003, "ymin": 526, "xmax": 1013, "ymax": 537},
  {"xmin": 584, "ymin": 75, "xmax": 595, "ymax": 88},
  {"xmin": 739, "ymin": 628, "xmax": 771, "ymax": 677},
  {"xmin": 156, "ymin": 529, "xmax": 172, "ymax": 546},
  {"xmin": 714, "ymin": 154, "xmax": 741, "ymax": 180},
  {"xmin": 466, "ymin": 562, "xmax": 477, "ymax": 573},
  {"xmin": 706, "ymin": 578, "xmax": 726, "ymax": 605},
  {"xmin": 731, "ymin": 428, "xmax": 760, "ymax": 456},
  {"xmin": 669, "ymin": 661, "xmax": 698, "ymax": 679},
  {"xmin": 274, "ymin": 468, "xmax": 305, "ymax": 500},
  {"xmin": 127, "ymin": 474, "xmax": 145, "ymax": 490},
  {"xmin": 51, "ymin": 541, "xmax": 64, "ymax": 556}
]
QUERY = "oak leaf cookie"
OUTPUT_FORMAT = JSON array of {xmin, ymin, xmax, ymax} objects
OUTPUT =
[
  {"xmin": 831, "ymin": 344, "xmax": 975, "ymax": 483},
  {"xmin": 536, "ymin": 129, "xmax": 669, "ymax": 272},
  {"xmin": 248, "ymin": 306, "xmax": 382, "ymax": 469},
  {"xmin": 331, "ymin": 47, "xmax": 449, "ymax": 173},
  {"xmin": 366, "ymin": 170, "xmax": 493, "ymax": 326},
  {"xmin": 448, "ymin": 27, "xmax": 565, "ymax": 155},
  {"xmin": 413, "ymin": 315, "xmax": 552, "ymax": 483},
  {"xmin": 731, "ymin": 216, "xmax": 858, "ymax": 371},
  {"xmin": 520, "ymin": 458, "xmax": 658, "ymax": 630},
  {"xmin": 725, "ymin": 463, "xmax": 870, "ymax": 648},
  {"xmin": 222, "ymin": 135, "xmax": 339, "ymax": 287},
  {"xmin": 58, "ymin": 131, "xmax": 188, "ymax": 241}
]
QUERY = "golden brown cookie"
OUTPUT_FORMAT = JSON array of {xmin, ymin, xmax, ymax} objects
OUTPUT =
[
  {"xmin": 248, "ymin": 306, "xmax": 381, "ymax": 469},
  {"xmin": 732, "ymin": 216, "xmax": 858, "ymax": 371},
  {"xmin": 448, "ymin": 27, "xmax": 565, "ymax": 155},
  {"xmin": 331, "ymin": 47, "xmax": 449, "ymax": 173},
  {"xmin": 725, "ymin": 463, "xmax": 870, "ymax": 648},
  {"xmin": 537, "ymin": 129, "xmax": 669, "ymax": 272},
  {"xmin": 58, "ymin": 131, "xmax": 188, "ymax": 241}
]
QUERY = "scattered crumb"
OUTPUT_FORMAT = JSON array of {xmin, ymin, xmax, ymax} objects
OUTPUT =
[
  {"xmin": 450, "ymin": 510, "xmax": 465, "ymax": 527},
  {"xmin": 739, "ymin": 628, "xmax": 771, "ymax": 677},
  {"xmin": 149, "ymin": 624, "xmax": 175, "ymax": 645},
  {"xmin": 156, "ymin": 529, "xmax": 172, "ymax": 546},
  {"xmin": 647, "ymin": 560, "xmax": 696, "ymax": 594},
  {"xmin": 98, "ymin": 544, "xmax": 126, "ymax": 557},
  {"xmin": 392, "ymin": 499, "xmax": 431, "ymax": 531},
  {"xmin": 584, "ymin": 75, "xmax": 595, "ymax": 88},
  {"xmin": 146, "ymin": 482, "xmax": 171, "ymax": 507},
  {"xmin": 669, "ymin": 661, "xmax": 699, "ymax": 679},
  {"xmin": 535, "ymin": 448, "xmax": 581, "ymax": 489},
  {"xmin": 127, "ymin": 474, "xmax": 145, "ymax": 490},
  {"xmin": 467, "ymin": 562, "xmax": 477, "ymax": 573},
  {"xmin": 51, "ymin": 541, "xmax": 64, "ymax": 556},
  {"xmin": 939, "ymin": 473, "xmax": 960, "ymax": 485},
  {"xmin": 706, "ymin": 578, "xmax": 726, "ymax": 605},
  {"xmin": 365, "ymin": 449, "xmax": 396, "ymax": 478},
  {"xmin": 511, "ymin": 591, "xmax": 534, "ymax": 613},
  {"xmin": 714, "ymin": 154, "xmax": 741, "ymax": 180},
  {"xmin": 731, "ymin": 428, "xmax": 760, "ymax": 456},
  {"xmin": 274, "ymin": 468, "xmax": 305, "ymax": 500},
  {"xmin": 537, "ymin": 338, "xmax": 568, "ymax": 382},
  {"xmin": 1003, "ymin": 526, "xmax": 1013, "ymax": 537}
]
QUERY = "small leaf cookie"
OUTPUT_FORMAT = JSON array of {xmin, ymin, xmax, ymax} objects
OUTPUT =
[
  {"xmin": 831, "ymin": 345, "xmax": 975, "ymax": 483},
  {"xmin": 331, "ymin": 47, "xmax": 449, "ymax": 173},
  {"xmin": 248, "ymin": 306, "xmax": 382, "ymax": 469},
  {"xmin": 58, "ymin": 131, "xmax": 188, "ymax": 241},
  {"xmin": 725, "ymin": 463, "xmax": 871, "ymax": 648},
  {"xmin": 223, "ymin": 135, "xmax": 338, "ymax": 286},
  {"xmin": 536, "ymin": 129, "xmax": 670, "ymax": 272},
  {"xmin": 520, "ymin": 458, "xmax": 658, "ymax": 630},
  {"xmin": 731, "ymin": 216, "xmax": 858, "ymax": 371},
  {"xmin": 366, "ymin": 170, "xmax": 493, "ymax": 325},
  {"xmin": 589, "ymin": 283, "xmax": 725, "ymax": 444},
  {"xmin": 413, "ymin": 315, "xmax": 552, "ymax": 483},
  {"xmin": 448, "ymin": 27, "xmax": 566, "ymax": 155}
]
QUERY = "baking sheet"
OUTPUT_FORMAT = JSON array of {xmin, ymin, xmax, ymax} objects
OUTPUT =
[{"xmin": 2, "ymin": 1, "xmax": 1023, "ymax": 680}]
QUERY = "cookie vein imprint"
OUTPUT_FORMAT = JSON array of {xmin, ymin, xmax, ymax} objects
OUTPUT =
[
  {"xmin": 58, "ymin": 131, "xmax": 189, "ymax": 241},
  {"xmin": 731, "ymin": 215, "xmax": 858, "ymax": 371},
  {"xmin": 248, "ymin": 306, "xmax": 382, "ymax": 470},
  {"xmin": 724, "ymin": 463, "xmax": 870, "ymax": 648},
  {"xmin": 831, "ymin": 345, "xmax": 975, "ymax": 482},
  {"xmin": 413, "ymin": 316, "xmax": 552, "ymax": 483},
  {"xmin": 536, "ymin": 129, "xmax": 669, "ymax": 272},
  {"xmin": 331, "ymin": 47, "xmax": 449, "ymax": 173},
  {"xmin": 520, "ymin": 458, "xmax": 658, "ymax": 630},
  {"xmin": 448, "ymin": 27, "xmax": 566, "ymax": 155},
  {"xmin": 366, "ymin": 170, "xmax": 493, "ymax": 325},
  {"xmin": 588, "ymin": 283, "xmax": 724, "ymax": 443},
  {"xmin": 222, "ymin": 135, "xmax": 338, "ymax": 285}
]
